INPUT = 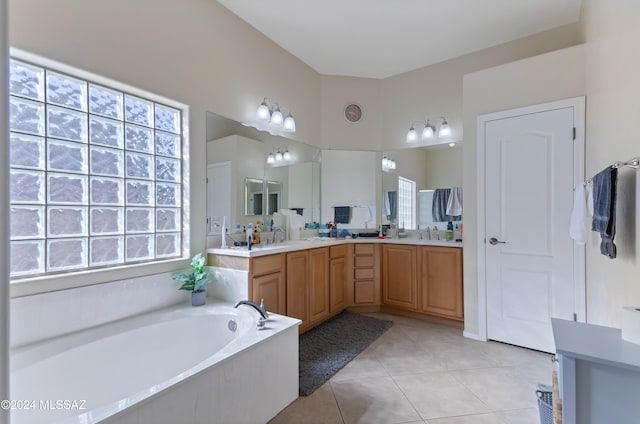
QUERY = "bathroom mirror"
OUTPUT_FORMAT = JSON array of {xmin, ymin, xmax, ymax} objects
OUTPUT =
[
  {"xmin": 206, "ymin": 111, "xmax": 321, "ymax": 235},
  {"xmin": 382, "ymin": 146, "xmax": 463, "ymax": 230},
  {"xmin": 245, "ymin": 178, "xmax": 264, "ymax": 216}
]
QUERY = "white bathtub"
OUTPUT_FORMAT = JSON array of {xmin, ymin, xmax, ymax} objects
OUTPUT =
[{"xmin": 10, "ymin": 302, "xmax": 300, "ymax": 424}]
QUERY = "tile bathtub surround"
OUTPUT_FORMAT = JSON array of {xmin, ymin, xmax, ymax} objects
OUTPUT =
[
  {"xmin": 10, "ymin": 273, "xmax": 186, "ymax": 347},
  {"xmin": 270, "ymin": 313, "xmax": 553, "ymax": 424}
]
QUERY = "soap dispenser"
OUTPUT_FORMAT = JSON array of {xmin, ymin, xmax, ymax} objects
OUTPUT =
[{"xmin": 445, "ymin": 221, "xmax": 453, "ymax": 241}]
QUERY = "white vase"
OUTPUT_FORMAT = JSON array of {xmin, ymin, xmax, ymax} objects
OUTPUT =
[{"xmin": 192, "ymin": 290, "xmax": 206, "ymax": 306}]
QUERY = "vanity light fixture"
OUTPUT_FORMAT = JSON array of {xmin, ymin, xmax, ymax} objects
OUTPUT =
[
  {"xmin": 266, "ymin": 148, "xmax": 292, "ymax": 164},
  {"xmin": 255, "ymin": 97, "xmax": 296, "ymax": 133},
  {"xmin": 406, "ymin": 125, "xmax": 419, "ymax": 143},
  {"xmin": 283, "ymin": 114, "xmax": 296, "ymax": 132},
  {"xmin": 406, "ymin": 116, "xmax": 452, "ymax": 143},
  {"xmin": 382, "ymin": 156, "xmax": 397, "ymax": 171},
  {"xmin": 438, "ymin": 117, "xmax": 452, "ymax": 138}
]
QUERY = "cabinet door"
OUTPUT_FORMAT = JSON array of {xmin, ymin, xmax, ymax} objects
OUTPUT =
[
  {"xmin": 252, "ymin": 272, "xmax": 285, "ymax": 315},
  {"xmin": 309, "ymin": 247, "xmax": 330, "ymax": 324},
  {"xmin": 420, "ymin": 247, "xmax": 463, "ymax": 320},
  {"xmin": 330, "ymin": 256, "xmax": 347, "ymax": 313},
  {"xmin": 286, "ymin": 250, "xmax": 309, "ymax": 325},
  {"xmin": 382, "ymin": 245, "xmax": 417, "ymax": 310}
]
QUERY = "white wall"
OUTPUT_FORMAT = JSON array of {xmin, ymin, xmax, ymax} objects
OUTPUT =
[
  {"xmin": 581, "ymin": 0, "xmax": 640, "ymax": 327},
  {"xmin": 462, "ymin": 45, "xmax": 586, "ymax": 337}
]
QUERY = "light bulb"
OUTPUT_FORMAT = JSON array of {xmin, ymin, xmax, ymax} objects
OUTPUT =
[
  {"xmin": 267, "ymin": 152, "xmax": 275, "ymax": 164},
  {"xmin": 283, "ymin": 149, "xmax": 291, "ymax": 160},
  {"xmin": 275, "ymin": 150, "xmax": 283, "ymax": 161},
  {"xmin": 382, "ymin": 157, "xmax": 389, "ymax": 169},
  {"xmin": 421, "ymin": 122, "xmax": 435, "ymax": 139},
  {"xmin": 438, "ymin": 117, "xmax": 452, "ymax": 138},
  {"xmin": 448, "ymin": 142, "xmax": 456, "ymax": 147},
  {"xmin": 283, "ymin": 114, "xmax": 296, "ymax": 132},
  {"xmin": 406, "ymin": 125, "xmax": 418, "ymax": 143},
  {"xmin": 271, "ymin": 107, "xmax": 284, "ymax": 127},
  {"xmin": 391, "ymin": 160, "xmax": 396, "ymax": 170},
  {"xmin": 257, "ymin": 99, "xmax": 271, "ymax": 121}
]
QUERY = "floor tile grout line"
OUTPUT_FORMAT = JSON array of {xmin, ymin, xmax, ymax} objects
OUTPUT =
[{"xmin": 327, "ymin": 381, "xmax": 347, "ymax": 424}]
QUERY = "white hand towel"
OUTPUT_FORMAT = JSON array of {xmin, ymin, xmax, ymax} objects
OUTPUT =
[
  {"xmin": 351, "ymin": 206, "xmax": 371, "ymax": 226},
  {"xmin": 446, "ymin": 187, "xmax": 463, "ymax": 216},
  {"xmin": 569, "ymin": 184, "xmax": 588, "ymax": 244},
  {"xmin": 383, "ymin": 192, "xmax": 391, "ymax": 216}
]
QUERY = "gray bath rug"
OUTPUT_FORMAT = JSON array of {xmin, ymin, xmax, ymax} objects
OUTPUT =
[{"xmin": 298, "ymin": 310, "xmax": 393, "ymax": 396}]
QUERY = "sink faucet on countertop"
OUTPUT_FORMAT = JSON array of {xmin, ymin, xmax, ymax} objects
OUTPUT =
[
  {"xmin": 271, "ymin": 227, "xmax": 284, "ymax": 244},
  {"xmin": 234, "ymin": 300, "xmax": 268, "ymax": 329}
]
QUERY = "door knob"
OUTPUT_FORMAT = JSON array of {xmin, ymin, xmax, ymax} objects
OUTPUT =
[{"xmin": 489, "ymin": 237, "xmax": 506, "ymax": 245}]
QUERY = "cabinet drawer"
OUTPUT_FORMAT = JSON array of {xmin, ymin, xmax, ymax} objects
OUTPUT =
[
  {"xmin": 355, "ymin": 244, "xmax": 375, "ymax": 255},
  {"xmin": 354, "ymin": 255, "xmax": 374, "ymax": 268},
  {"xmin": 330, "ymin": 244, "xmax": 347, "ymax": 258},
  {"xmin": 354, "ymin": 281, "xmax": 375, "ymax": 304},
  {"xmin": 354, "ymin": 268, "xmax": 374, "ymax": 279},
  {"xmin": 251, "ymin": 254, "xmax": 282, "ymax": 276}
]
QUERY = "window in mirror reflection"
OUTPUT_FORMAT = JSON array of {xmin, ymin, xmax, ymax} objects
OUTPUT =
[{"xmin": 398, "ymin": 177, "xmax": 416, "ymax": 229}]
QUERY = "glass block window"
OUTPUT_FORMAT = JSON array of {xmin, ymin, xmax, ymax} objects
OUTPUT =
[
  {"xmin": 9, "ymin": 58, "xmax": 183, "ymax": 277},
  {"xmin": 398, "ymin": 176, "xmax": 416, "ymax": 230}
]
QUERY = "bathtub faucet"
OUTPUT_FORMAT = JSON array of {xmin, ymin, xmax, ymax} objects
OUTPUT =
[{"xmin": 234, "ymin": 300, "xmax": 268, "ymax": 329}]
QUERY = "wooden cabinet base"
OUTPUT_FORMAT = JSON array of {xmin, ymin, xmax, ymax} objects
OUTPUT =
[{"xmin": 380, "ymin": 305, "xmax": 464, "ymax": 329}]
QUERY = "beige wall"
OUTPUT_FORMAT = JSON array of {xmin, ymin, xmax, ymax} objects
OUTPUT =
[
  {"xmin": 581, "ymin": 0, "xmax": 640, "ymax": 327},
  {"xmin": 318, "ymin": 23, "xmax": 583, "ymax": 152},
  {"xmin": 462, "ymin": 45, "xmax": 587, "ymax": 337},
  {"xmin": 422, "ymin": 148, "xmax": 463, "ymax": 189},
  {"xmin": 9, "ymin": 0, "xmax": 322, "ymax": 267}
]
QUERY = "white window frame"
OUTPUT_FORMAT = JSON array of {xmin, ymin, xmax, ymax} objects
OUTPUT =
[
  {"xmin": 397, "ymin": 176, "xmax": 416, "ymax": 230},
  {"xmin": 9, "ymin": 49, "xmax": 190, "ymax": 297}
]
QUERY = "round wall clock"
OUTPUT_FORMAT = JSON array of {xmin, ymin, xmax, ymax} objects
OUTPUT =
[{"xmin": 344, "ymin": 103, "xmax": 363, "ymax": 123}]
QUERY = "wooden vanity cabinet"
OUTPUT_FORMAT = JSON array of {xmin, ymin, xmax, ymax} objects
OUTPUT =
[
  {"xmin": 329, "ymin": 244, "xmax": 348, "ymax": 313},
  {"xmin": 352, "ymin": 243, "xmax": 381, "ymax": 305},
  {"xmin": 309, "ymin": 247, "xmax": 330, "ymax": 325},
  {"xmin": 419, "ymin": 246, "xmax": 463, "ymax": 321},
  {"xmin": 286, "ymin": 247, "xmax": 331, "ymax": 332},
  {"xmin": 286, "ymin": 250, "xmax": 309, "ymax": 330},
  {"xmin": 250, "ymin": 254, "xmax": 286, "ymax": 315},
  {"xmin": 382, "ymin": 244, "xmax": 418, "ymax": 310}
]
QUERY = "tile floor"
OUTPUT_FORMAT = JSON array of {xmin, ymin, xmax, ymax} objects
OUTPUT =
[{"xmin": 269, "ymin": 312, "xmax": 553, "ymax": 424}]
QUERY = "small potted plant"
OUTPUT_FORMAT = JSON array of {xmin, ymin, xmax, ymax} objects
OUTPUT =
[{"xmin": 173, "ymin": 253, "xmax": 211, "ymax": 306}]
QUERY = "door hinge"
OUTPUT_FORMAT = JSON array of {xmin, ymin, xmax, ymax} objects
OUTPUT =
[
  {"xmin": 573, "ymin": 313, "xmax": 577, "ymax": 321},
  {"xmin": 573, "ymin": 127, "xmax": 576, "ymax": 140}
]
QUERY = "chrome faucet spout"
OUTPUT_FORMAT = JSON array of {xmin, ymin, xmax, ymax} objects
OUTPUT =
[
  {"xmin": 234, "ymin": 300, "xmax": 268, "ymax": 320},
  {"xmin": 271, "ymin": 227, "xmax": 284, "ymax": 244}
]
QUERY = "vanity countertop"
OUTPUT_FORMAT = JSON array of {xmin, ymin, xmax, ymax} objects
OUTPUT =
[{"xmin": 207, "ymin": 237, "xmax": 463, "ymax": 258}]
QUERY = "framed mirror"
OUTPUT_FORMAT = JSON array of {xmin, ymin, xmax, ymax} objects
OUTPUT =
[{"xmin": 245, "ymin": 178, "xmax": 264, "ymax": 216}]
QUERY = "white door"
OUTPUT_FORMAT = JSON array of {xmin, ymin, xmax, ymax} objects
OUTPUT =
[
  {"xmin": 485, "ymin": 104, "xmax": 581, "ymax": 353},
  {"xmin": 207, "ymin": 162, "xmax": 231, "ymax": 235}
]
